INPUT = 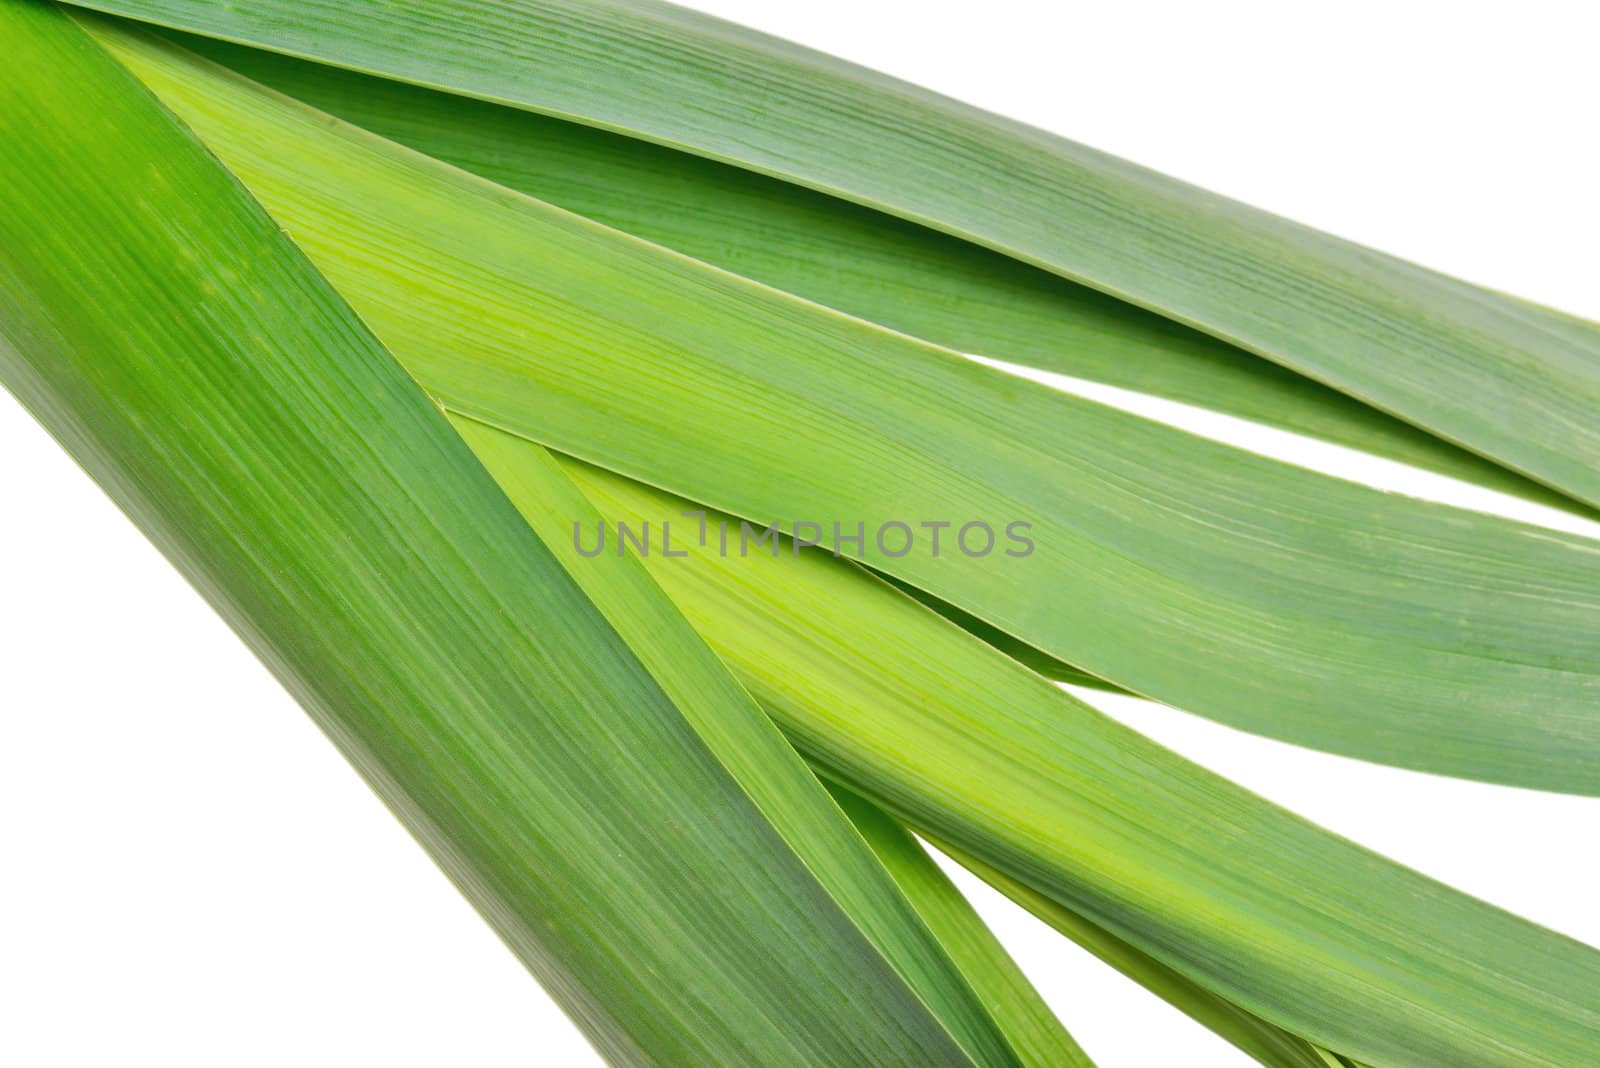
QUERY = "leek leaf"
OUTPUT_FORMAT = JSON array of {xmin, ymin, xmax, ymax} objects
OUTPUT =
[
  {"xmin": 169, "ymin": 33, "xmax": 1582, "ymax": 516},
  {"xmin": 444, "ymin": 415, "xmax": 1069, "ymax": 1068},
  {"xmin": 103, "ymin": 26, "xmax": 1600, "ymax": 794},
  {"xmin": 544, "ymin": 439, "xmax": 1600, "ymax": 1068},
  {"xmin": 454, "ymin": 410, "xmax": 1339, "ymax": 1067},
  {"xmin": 454, "ymin": 410, "xmax": 1321, "ymax": 1067},
  {"xmin": 65, "ymin": 0, "xmax": 1600, "ymax": 510}
]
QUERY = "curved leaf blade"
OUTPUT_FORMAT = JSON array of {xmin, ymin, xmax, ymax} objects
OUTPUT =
[
  {"xmin": 64, "ymin": 0, "xmax": 1600, "ymax": 509},
  {"xmin": 460, "ymin": 417, "xmax": 1337, "ymax": 1068},
  {"xmin": 102, "ymin": 29, "xmax": 1600, "ymax": 794},
  {"xmin": 543, "ymin": 443, "xmax": 1600, "ymax": 1068},
  {"xmin": 170, "ymin": 33, "xmax": 1583, "ymax": 516}
]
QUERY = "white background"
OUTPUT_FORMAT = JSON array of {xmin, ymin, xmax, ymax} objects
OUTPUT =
[{"xmin": 3, "ymin": 1, "xmax": 1598, "ymax": 1064}]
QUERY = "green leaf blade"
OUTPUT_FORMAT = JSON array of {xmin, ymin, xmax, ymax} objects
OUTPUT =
[
  {"xmin": 545, "ymin": 446, "xmax": 1600, "ymax": 1068},
  {"xmin": 65, "ymin": 0, "xmax": 1600, "ymax": 509},
  {"xmin": 169, "ymin": 32, "xmax": 1585, "ymax": 517},
  {"xmin": 103, "ymin": 27, "xmax": 1600, "ymax": 794}
]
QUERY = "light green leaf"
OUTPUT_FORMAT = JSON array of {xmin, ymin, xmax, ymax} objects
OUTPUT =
[
  {"xmin": 100, "ymin": 24, "xmax": 1600, "ymax": 794},
  {"xmin": 65, "ymin": 0, "xmax": 1600, "ymax": 511},
  {"xmin": 546, "ymin": 439, "xmax": 1600, "ymax": 1068},
  {"xmin": 454, "ymin": 410, "xmax": 1306, "ymax": 1067}
]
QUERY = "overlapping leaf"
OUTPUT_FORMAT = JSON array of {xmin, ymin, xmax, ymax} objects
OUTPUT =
[
  {"xmin": 66, "ymin": 0, "xmax": 1600, "ymax": 510},
  {"xmin": 100, "ymin": 24, "xmax": 1600, "ymax": 793},
  {"xmin": 457, "ymin": 417, "xmax": 1600, "ymax": 1067},
  {"xmin": 442, "ymin": 415, "xmax": 1074, "ymax": 1067},
  {"xmin": 454, "ymin": 416, "xmax": 1323, "ymax": 1068},
  {"xmin": 166, "ymin": 33, "xmax": 1584, "ymax": 516},
  {"xmin": 12, "ymin": 7, "xmax": 1600, "ymax": 1068}
]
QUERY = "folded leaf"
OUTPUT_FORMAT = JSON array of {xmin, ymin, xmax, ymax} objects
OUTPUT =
[
  {"xmin": 102, "ymin": 26, "xmax": 1600, "ymax": 794},
  {"xmin": 171, "ymin": 33, "xmax": 1583, "ymax": 516},
  {"xmin": 0, "ymin": 5, "xmax": 1021, "ymax": 1063},
  {"xmin": 66, "ymin": 0, "xmax": 1600, "ymax": 510}
]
